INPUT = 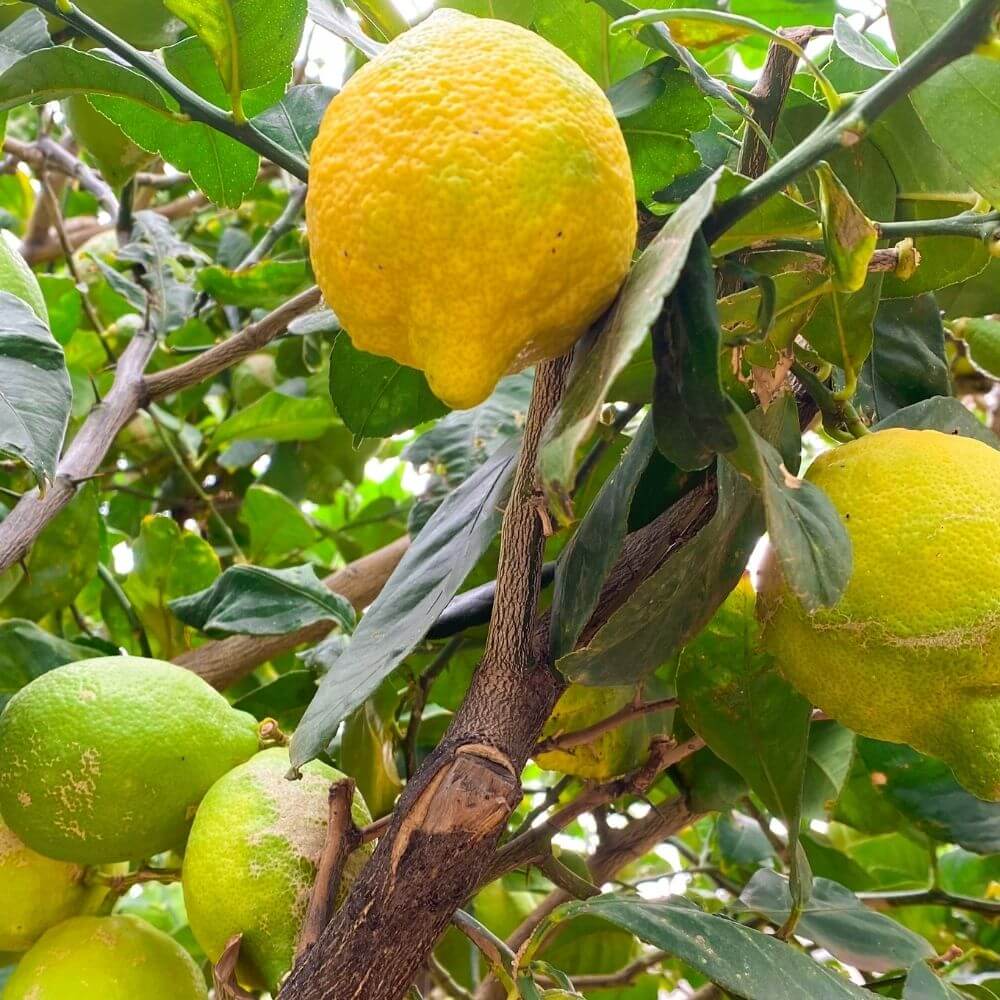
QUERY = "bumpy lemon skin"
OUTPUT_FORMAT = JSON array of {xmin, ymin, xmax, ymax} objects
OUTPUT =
[
  {"xmin": 4, "ymin": 915, "xmax": 208, "ymax": 1000},
  {"xmin": 0, "ymin": 656, "xmax": 261, "ymax": 864},
  {"xmin": 759, "ymin": 428, "xmax": 1000, "ymax": 800},
  {"xmin": 182, "ymin": 748, "xmax": 372, "ymax": 994},
  {"xmin": 307, "ymin": 10, "xmax": 637, "ymax": 410}
]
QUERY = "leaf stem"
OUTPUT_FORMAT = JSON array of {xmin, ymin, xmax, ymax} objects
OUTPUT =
[
  {"xmin": 706, "ymin": 0, "xmax": 1000, "ymax": 242},
  {"xmin": 97, "ymin": 562, "xmax": 153, "ymax": 657},
  {"xmin": 25, "ymin": 0, "xmax": 309, "ymax": 180}
]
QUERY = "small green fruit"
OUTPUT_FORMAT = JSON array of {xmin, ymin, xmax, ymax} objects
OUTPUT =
[
  {"xmin": 4, "ymin": 915, "xmax": 208, "ymax": 999},
  {"xmin": 183, "ymin": 748, "xmax": 372, "ymax": 994},
  {"xmin": 63, "ymin": 95, "xmax": 153, "ymax": 190},
  {"xmin": 0, "ymin": 656, "xmax": 262, "ymax": 863}
]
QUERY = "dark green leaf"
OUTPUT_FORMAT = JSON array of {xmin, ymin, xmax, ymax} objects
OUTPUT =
[
  {"xmin": 291, "ymin": 437, "xmax": 522, "ymax": 766},
  {"xmin": 858, "ymin": 295, "xmax": 950, "ymax": 422},
  {"xmin": 739, "ymin": 871, "xmax": 932, "ymax": 973},
  {"xmin": 197, "ymin": 260, "xmax": 310, "ymax": 310},
  {"xmin": 857, "ymin": 740, "xmax": 1000, "ymax": 854},
  {"xmin": 875, "ymin": 396, "xmax": 1000, "ymax": 449},
  {"xmin": 0, "ymin": 619, "xmax": 97, "ymax": 710},
  {"xmin": 652, "ymin": 229, "xmax": 737, "ymax": 470},
  {"xmin": 169, "ymin": 563, "xmax": 355, "ymax": 637},
  {"xmin": 252, "ymin": 83, "xmax": 335, "ymax": 160},
  {"xmin": 540, "ymin": 170, "xmax": 721, "ymax": 515},
  {"xmin": 802, "ymin": 722, "xmax": 855, "ymax": 820},
  {"xmin": 0, "ymin": 9, "xmax": 51, "ymax": 74},
  {"xmin": 717, "ymin": 812, "xmax": 776, "ymax": 865},
  {"xmin": 905, "ymin": 962, "xmax": 967, "ymax": 1000},
  {"xmin": 232, "ymin": 670, "xmax": 317, "ymax": 725},
  {"xmin": 0, "ymin": 292, "xmax": 71, "ymax": 486},
  {"xmin": 677, "ymin": 578, "xmax": 811, "ymax": 820},
  {"xmin": 550, "ymin": 413, "xmax": 657, "ymax": 659},
  {"xmin": 556, "ymin": 895, "xmax": 872, "ymax": 999},
  {"xmin": 329, "ymin": 332, "xmax": 449, "ymax": 440}
]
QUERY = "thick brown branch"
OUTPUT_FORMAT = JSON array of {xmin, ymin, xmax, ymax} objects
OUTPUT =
[
  {"xmin": 296, "ymin": 779, "xmax": 361, "ymax": 959},
  {"xmin": 173, "ymin": 535, "xmax": 410, "ymax": 688}
]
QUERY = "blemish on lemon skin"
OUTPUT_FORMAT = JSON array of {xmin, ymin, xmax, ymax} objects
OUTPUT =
[{"xmin": 17, "ymin": 791, "xmax": 31, "ymax": 807}]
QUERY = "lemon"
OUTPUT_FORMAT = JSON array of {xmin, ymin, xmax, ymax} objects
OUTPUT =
[
  {"xmin": 954, "ymin": 317, "xmax": 1000, "ymax": 379},
  {"xmin": 759, "ymin": 428, "xmax": 1000, "ymax": 799},
  {"xmin": 63, "ymin": 95, "xmax": 153, "ymax": 190},
  {"xmin": 4, "ymin": 914, "xmax": 208, "ymax": 999},
  {"xmin": 0, "ymin": 818, "xmax": 93, "ymax": 951},
  {"xmin": 0, "ymin": 234, "xmax": 46, "ymax": 322},
  {"xmin": 535, "ymin": 683, "xmax": 673, "ymax": 779},
  {"xmin": 0, "ymin": 656, "xmax": 262, "ymax": 863},
  {"xmin": 182, "ymin": 748, "xmax": 372, "ymax": 994},
  {"xmin": 307, "ymin": 9, "xmax": 636, "ymax": 409}
]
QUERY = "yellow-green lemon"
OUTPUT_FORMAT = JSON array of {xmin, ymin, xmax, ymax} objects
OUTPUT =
[
  {"xmin": 63, "ymin": 95, "xmax": 153, "ymax": 190},
  {"xmin": 4, "ymin": 915, "xmax": 208, "ymax": 999},
  {"xmin": 0, "ymin": 234, "xmax": 46, "ymax": 321},
  {"xmin": 0, "ymin": 656, "xmax": 262, "ymax": 863},
  {"xmin": 759, "ymin": 428, "xmax": 1000, "ymax": 800},
  {"xmin": 535, "ymin": 683, "xmax": 673, "ymax": 779},
  {"xmin": 307, "ymin": 9, "xmax": 636, "ymax": 410},
  {"xmin": 0, "ymin": 818, "xmax": 94, "ymax": 951},
  {"xmin": 182, "ymin": 748, "xmax": 372, "ymax": 994}
]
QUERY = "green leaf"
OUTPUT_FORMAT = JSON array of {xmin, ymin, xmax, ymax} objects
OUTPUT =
[
  {"xmin": 291, "ymin": 437, "xmax": 522, "ymax": 767},
  {"xmin": 436, "ymin": 0, "xmax": 535, "ymax": 26},
  {"xmin": 616, "ymin": 61, "xmax": 709, "ymax": 202},
  {"xmin": 677, "ymin": 577, "xmax": 811, "ymax": 820},
  {"xmin": 0, "ymin": 292, "xmax": 71, "ymax": 486},
  {"xmin": 0, "ymin": 484, "xmax": 99, "ymax": 619},
  {"xmin": 232, "ymin": 669, "xmax": 316, "ymax": 727},
  {"xmin": 652, "ymin": 229, "xmax": 737, "ymax": 471},
  {"xmin": 239, "ymin": 483, "xmax": 318, "ymax": 564},
  {"xmin": 858, "ymin": 295, "xmax": 950, "ymax": 422},
  {"xmin": 197, "ymin": 260, "xmax": 311, "ymax": 310},
  {"xmin": 730, "ymin": 0, "xmax": 835, "ymax": 28},
  {"xmin": 905, "ymin": 962, "xmax": 967, "ymax": 1000},
  {"xmin": 164, "ymin": 0, "xmax": 306, "ymax": 107},
  {"xmin": 887, "ymin": 0, "xmax": 1000, "ymax": 204},
  {"xmin": 540, "ymin": 169, "xmax": 721, "ymax": 517},
  {"xmin": 170, "ymin": 563, "xmax": 355, "ymax": 637},
  {"xmin": 832, "ymin": 14, "xmax": 895, "ymax": 71},
  {"xmin": 875, "ymin": 396, "xmax": 1000, "ymax": 450},
  {"xmin": 739, "ymin": 871, "xmax": 933, "ymax": 973},
  {"xmin": 554, "ymin": 895, "xmax": 872, "ymax": 999},
  {"xmin": 717, "ymin": 811, "xmax": 776, "ymax": 865},
  {"xmin": 802, "ymin": 722, "xmax": 855, "ymax": 820},
  {"xmin": 251, "ymin": 83, "xmax": 334, "ymax": 160},
  {"xmin": 123, "ymin": 514, "xmax": 221, "ymax": 658},
  {"xmin": 857, "ymin": 740, "xmax": 1000, "ymax": 855},
  {"xmin": 0, "ymin": 619, "xmax": 97, "ymax": 710},
  {"xmin": 340, "ymin": 682, "xmax": 404, "ymax": 819},
  {"xmin": 213, "ymin": 382, "xmax": 337, "ymax": 445},
  {"xmin": 329, "ymin": 332, "xmax": 449, "ymax": 441},
  {"xmin": 306, "ymin": 0, "xmax": 385, "ymax": 58},
  {"xmin": 0, "ymin": 9, "xmax": 51, "ymax": 75},
  {"xmin": 550, "ymin": 413, "xmax": 657, "ymax": 659},
  {"xmin": 816, "ymin": 162, "xmax": 878, "ymax": 293},
  {"xmin": 0, "ymin": 45, "xmax": 169, "ymax": 115}
]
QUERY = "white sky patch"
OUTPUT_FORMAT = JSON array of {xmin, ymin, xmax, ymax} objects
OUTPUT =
[
  {"xmin": 183, "ymin": 518, "xmax": 201, "ymax": 534},
  {"xmin": 401, "ymin": 462, "xmax": 429, "ymax": 495},
  {"xmin": 251, "ymin": 454, "xmax": 272, "ymax": 476},
  {"xmin": 364, "ymin": 456, "xmax": 399, "ymax": 483},
  {"xmin": 112, "ymin": 541, "xmax": 134, "ymax": 574}
]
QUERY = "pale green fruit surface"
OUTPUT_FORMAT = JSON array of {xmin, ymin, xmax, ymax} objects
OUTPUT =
[
  {"xmin": 4, "ymin": 915, "xmax": 208, "ymax": 999},
  {"xmin": 0, "ymin": 234, "xmax": 47, "ymax": 322},
  {"xmin": 535, "ymin": 683, "xmax": 673, "ymax": 779},
  {"xmin": 183, "ymin": 747, "xmax": 372, "ymax": 994},
  {"xmin": 0, "ymin": 818, "xmax": 90, "ymax": 951},
  {"xmin": 72, "ymin": 0, "xmax": 182, "ymax": 49},
  {"xmin": 62, "ymin": 96, "xmax": 153, "ymax": 190},
  {"xmin": 760, "ymin": 428, "xmax": 1000, "ymax": 800},
  {"xmin": 0, "ymin": 656, "xmax": 261, "ymax": 863},
  {"xmin": 957, "ymin": 317, "xmax": 1000, "ymax": 379}
]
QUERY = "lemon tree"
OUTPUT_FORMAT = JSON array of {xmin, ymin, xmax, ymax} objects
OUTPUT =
[{"xmin": 0, "ymin": 0, "xmax": 1000, "ymax": 997}]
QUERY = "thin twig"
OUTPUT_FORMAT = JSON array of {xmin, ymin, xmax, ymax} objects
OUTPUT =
[
  {"xmin": 860, "ymin": 888, "xmax": 1000, "ymax": 916},
  {"xmin": 238, "ymin": 184, "xmax": 307, "ymax": 270},
  {"xmin": 97, "ymin": 563, "xmax": 153, "ymax": 657},
  {"xmin": 533, "ymin": 696, "xmax": 678, "ymax": 757},
  {"xmin": 359, "ymin": 814, "xmax": 393, "ymax": 844},
  {"xmin": 296, "ymin": 779, "xmax": 361, "ymax": 959}
]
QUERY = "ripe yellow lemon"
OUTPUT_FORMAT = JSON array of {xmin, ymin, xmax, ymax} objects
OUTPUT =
[
  {"xmin": 4, "ymin": 915, "xmax": 208, "ymax": 999},
  {"xmin": 182, "ymin": 748, "xmax": 372, "ymax": 994},
  {"xmin": 0, "ymin": 818, "xmax": 93, "ymax": 951},
  {"xmin": 0, "ymin": 656, "xmax": 262, "ymax": 863},
  {"xmin": 759, "ymin": 428, "xmax": 1000, "ymax": 799},
  {"xmin": 307, "ymin": 10, "xmax": 636, "ymax": 409}
]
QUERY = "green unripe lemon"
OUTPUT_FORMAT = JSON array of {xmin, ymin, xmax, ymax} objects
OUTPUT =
[
  {"xmin": 954, "ymin": 317, "xmax": 1000, "ymax": 379},
  {"xmin": 0, "ymin": 234, "xmax": 47, "ymax": 322},
  {"xmin": 535, "ymin": 684, "xmax": 673, "ymax": 779},
  {"xmin": 63, "ymin": 95, "xmax": 153, "ymax": 190},
  {"xmin": 760, "ymin": 428, "xmax": 1000, "ymax": 800},
  {"xmin": 4, "ymin": 915, "xmax": 208, "ymax": 999},
  {"xmin": 0, "ymin": 656, "xmax": 262, "ymax": 863},
  {"xmin": 183, "ymin": 748, "xmax": 372, "ymax": 994},
  {"xmin": 0, "ymin": 818, "xmax": 95, "ymax": 951}
]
